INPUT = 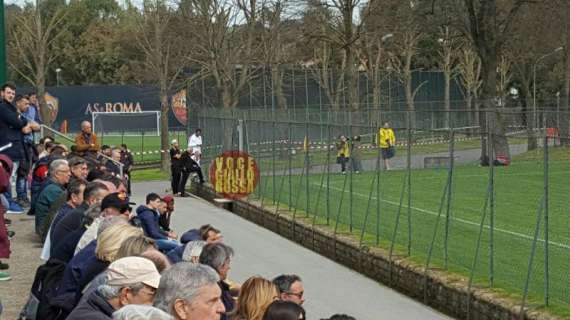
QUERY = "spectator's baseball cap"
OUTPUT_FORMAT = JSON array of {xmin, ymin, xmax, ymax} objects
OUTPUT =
[
  {"xmin": 106, "ymin": 257, "xmax": 161, "ymax": 289},
  {"xmin": 171, "ymin": 139, "xmax": 178, "ymax": 144},
  {"xmin": 101, "ymin": 192, "xmax": 135, "ymax": 212},
  {"xmin": 162, "ymin": 195, "xmax": 174, "ymax": 204}
]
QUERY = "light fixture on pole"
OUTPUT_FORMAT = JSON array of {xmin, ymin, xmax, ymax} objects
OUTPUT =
[
  {"xmin": 55, "ymin": 68, "xmax": 62, "ymax": 86},
  {"xmin": 533, "ymin": 47, "xmax": 563, "ymax": 130}
]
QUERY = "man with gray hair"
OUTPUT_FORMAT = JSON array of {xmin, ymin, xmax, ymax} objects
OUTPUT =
[
  {"xmin": 34, "ymin": 159, "xmax": 71, "ymax": 235},
  {"xmin": 272, "ymin": 274, "xmax": 305, "ymax": 305},
  {"xmin": 67, "ymin": 256, "xmax": 161, "ymax": 320},
  {"xmin": 154, "ymin": 263, "xmax": 225, "ymax": 320},
  {"xmin": 199, "ymin": 243, "xmax": 235, "ymax": 319}
]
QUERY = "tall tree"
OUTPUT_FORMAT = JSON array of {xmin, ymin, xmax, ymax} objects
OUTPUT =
[
  {"xmin": 447, "ymin": 0, "xmax": 533, "ymax": 161},
  {"xmin": 184, "ymin": 0, "xmax": 261, "ymax": 149},
  {"xmin": 133, "ymin": 0, "xmax": 187, "ymax": 170},
  {"xmin": 7, "ymin": 0, "xmax": 68, "ymax": 124},
  {"xmin": 456, "ymin": 44, "xmax": 482, "ymax": 129}
]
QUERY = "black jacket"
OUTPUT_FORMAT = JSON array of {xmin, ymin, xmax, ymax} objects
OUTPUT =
[
  {"xmin": 220, "ymin": 280, "xmax": 235, "ymax": 320},
  {"xmin": 0, "ymin": 99, "xmax": 28, "ymax": 161},
  {"xmin": 66, "ymin": 290, "xmax": 114, "ymax": 320},
  {"xmin": 120, "ymin": 150, "xmax": 134, "ymax": 172},
  {"xmin": 51, "ymin": 203, "xmax": 89, "ymax": 245},
  {"xmin": 170, "ymin": 147, "xmax": 182, "ymax": 169}
]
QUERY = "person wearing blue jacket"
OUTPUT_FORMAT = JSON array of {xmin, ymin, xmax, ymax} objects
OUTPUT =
[{"xmin": 136, "ymin": 193, "xmax": 179, "ymax": 252}]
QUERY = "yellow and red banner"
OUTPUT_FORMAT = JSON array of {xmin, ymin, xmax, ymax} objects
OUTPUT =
[{"xmin": 209, "ymin": 151, "xmax": 260, "ymax": 199}]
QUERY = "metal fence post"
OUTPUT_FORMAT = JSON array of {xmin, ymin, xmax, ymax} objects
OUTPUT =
[
  {"xmin": 444, "ymin": 123, "xmax": 455, "ymax": 269},
  {"xmin": 349, "ymin": 113, "xmax": 354, "ymax": 232},
  {"xmin": 407, "ymin": 111, "xmax": 412, "ymax": 256},
  {"xmin": 141, "ymin": 131, "xmax": 145, "ymax": 162},
  {"xmin": 543, "ymin": 115, "xmax": 550, "ymax": 306},
  {"xmin": 326, "ymin": 113, "xmax": 331, "ymax": 225},
  {"xmin": 488, "ymin": 112, "xmax": 495, "ymax": 287},
  {"xmin": 519, "ymin": 197, "xmax": 545, "ymax": 320},
  {"xmin": 376, "ymin": 134, "xmax": 382, "ymax": 246}
]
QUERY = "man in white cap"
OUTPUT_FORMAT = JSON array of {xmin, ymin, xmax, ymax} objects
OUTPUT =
[
  {"xmin": 67, "ymin": 256, "xmax": 161, "ymax": 320},
  {"xmin": 169, "ymin": 139, "xmax": 183, "ymax": 196}
]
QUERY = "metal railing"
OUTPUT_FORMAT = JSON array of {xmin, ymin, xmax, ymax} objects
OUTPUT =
[{"xmin": 40, "ymin": 125, "xmax": 125, "ymax": 177}]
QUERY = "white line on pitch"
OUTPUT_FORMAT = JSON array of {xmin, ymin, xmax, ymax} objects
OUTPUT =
[{"xmin": 316, "ymin": 183, "xmax": 570, "ymax": 251}]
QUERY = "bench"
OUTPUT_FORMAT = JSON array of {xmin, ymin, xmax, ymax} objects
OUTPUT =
[
  {"xmin": 213, "ymin": 198, "xmax": 234, "ymax": 210},
  {"xmin": 424, "ymin": 156, "xmax": 454, "ymax": 169}
]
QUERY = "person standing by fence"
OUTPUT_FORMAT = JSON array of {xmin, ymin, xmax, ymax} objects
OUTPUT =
[
  {"xmin": 335, "ymin": 135, "xmax": 350, "ymax": 174},
  {"xmin": 350, "ymin": 136, "xmax": 362, "ymax": 174},
  {"xmin": 120, "ymin": 144, "xmax": 134, "ymax": 196},
  {"xmin": 377, "ymin": 122, "xmax": 396, "ymax": 170},
  {"xmin": 188, "ymin": 128, "xmax": 202, "ymax": 165},
  {"xmin": 169, "ymin": 140, "xmax": 182, "ymax": 196}
]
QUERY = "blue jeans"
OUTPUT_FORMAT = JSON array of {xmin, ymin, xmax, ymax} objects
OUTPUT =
[
  {"xmin": 4, "ymin": 161, "xmax": 19, "ymax": 201},
  {"xmin": 155, "ymin": 239, "xmax": 180, "ymax": 253},
  {"xmin": 16, "ymin": 173, "xmax": 27, "ymax": 200}
]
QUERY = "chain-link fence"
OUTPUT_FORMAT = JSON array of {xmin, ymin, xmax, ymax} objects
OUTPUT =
[{"xmin": 192, "ymin": 106, "xmax": 570, "ymax": 317}]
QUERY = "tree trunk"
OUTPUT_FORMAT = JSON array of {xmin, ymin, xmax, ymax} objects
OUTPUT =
[
  {"xmin": 271, "ymin": 65, "xmax": 287, "ymax": 110},
  {"xmin": 222, "ymin": 87, "xmax": 236, "ymax": 151},
  {"xmin": 465, "ymin": 93, "xmax": 473, "ymax": 136},
  {"xmin": 404, "ymin": 54, "xmax": 415, "ymax": 129},
  {"xmin": 522, "ymin": 83, "xmax": 538, "ymax": 150},
  {"xmin": 160, "ymin": 86, "xmax": 170, "ymax": 172},
  {"xmin": 36, "ymin": 79, "xmax": 51, "ymax": 126},
  {"xmin": 479, "ymin": 52, "xmax": 510, "ymax": 163},
  {"xmin": 444, "ymin": 69, "xmax": 451, "ymax": 128}
]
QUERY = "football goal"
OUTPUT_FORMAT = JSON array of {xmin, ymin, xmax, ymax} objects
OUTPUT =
[{"xmin": 92, "ymin": 111, "xmax": 161, "ymax": 136}]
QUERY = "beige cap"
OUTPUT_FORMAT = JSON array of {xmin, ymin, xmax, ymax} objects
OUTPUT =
[{"xmin": 106, "ymin": 257, "xmax": 161, "ymax": 289}]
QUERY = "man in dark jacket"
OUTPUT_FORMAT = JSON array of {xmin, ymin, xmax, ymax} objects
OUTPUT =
[
  {"xmin": 119, "ymin": 144, "xmax": 133, "ymax": 195},
  {"xmin": 0, "ymin": 83, "xmax": 37, "ymax": 213},
  {"xmin": 51, "ymin": 182, "xmax": 108, "ymax": 247},
  {"xmin": 169, "ymin": 140, "xmax": 182, "ymax": 196},
  {"xmin": 178, "ymin": 148, "xmax": 204, "ymax": 197},
  {"xmin": 67, "ymin": 256, "xmax": 161, "ymax": 320},
  {"xmin": 136, "ymin": 193, "xmax": 179, "ymax": 253},
  {"xmin": 199, "ymin": 243, "xmax": 235, "ymax": 320}
]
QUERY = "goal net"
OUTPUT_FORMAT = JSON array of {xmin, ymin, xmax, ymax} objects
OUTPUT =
[{"xmin": 92, "ymin": 111, "xmax": 161, "ymax": 136}]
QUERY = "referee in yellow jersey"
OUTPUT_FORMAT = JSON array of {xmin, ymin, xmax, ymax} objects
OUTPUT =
[{"xmin": 377, "ymin": 122, "xmax": 396, "ymax": 170}]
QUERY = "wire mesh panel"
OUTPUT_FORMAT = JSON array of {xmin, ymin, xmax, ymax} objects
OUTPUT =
[{"xmin": 191, "ymin": 106, "xmax": 570, "ymax": 317}]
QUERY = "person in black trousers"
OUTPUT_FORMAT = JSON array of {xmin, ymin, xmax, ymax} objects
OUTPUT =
[
  {"xmin": 169, "ymin": 140, "xmax": 183, "ymax": 196},
  {"xmin": 120, "ymin": 144, "xmax": 134, "ymax": 195},
  {"xmin": 179, "ymin": 149, "xmax": 204, "ymax": 197}
]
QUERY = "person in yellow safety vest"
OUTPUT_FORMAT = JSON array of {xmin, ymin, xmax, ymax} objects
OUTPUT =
[
  {"xmin": 336, "ymin": 135, "xmax": 350, "ymax": 174},
  {"xmin": 377, "ymin": 122, "xmax": 396, "ymax": 170}
]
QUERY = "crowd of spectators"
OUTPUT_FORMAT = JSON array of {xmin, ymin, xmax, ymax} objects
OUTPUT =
[{"xmin": 0, "ymin": 83, "xmax": 355, "ymax": 320}]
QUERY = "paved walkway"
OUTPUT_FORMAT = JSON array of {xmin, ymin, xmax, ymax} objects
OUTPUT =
[{"xmin": 132, "ymin": 181, "xmax": 454, "ymax": 320}]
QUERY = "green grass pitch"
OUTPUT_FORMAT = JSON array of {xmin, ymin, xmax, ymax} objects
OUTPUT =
[{"xmin": 253, "ymin": 148, "xmax": 570, "ymax": 314}]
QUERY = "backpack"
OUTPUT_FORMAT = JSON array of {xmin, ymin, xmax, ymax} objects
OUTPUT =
[{"xmin": 19, "ymin": 259, "xmax": 66, "ymax": 320}]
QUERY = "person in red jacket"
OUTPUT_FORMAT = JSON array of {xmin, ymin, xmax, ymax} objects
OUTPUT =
[{"xmin": 0, "ymin": 154, "xmax": 14, "ymax": 281}]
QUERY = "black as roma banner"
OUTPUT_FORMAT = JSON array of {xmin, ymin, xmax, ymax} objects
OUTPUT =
[{"xmin": 209, "ymin": 151, "xmax": 260, "ymax": 200}]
